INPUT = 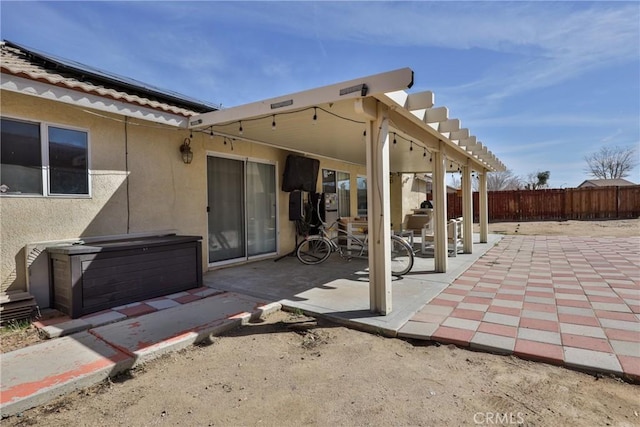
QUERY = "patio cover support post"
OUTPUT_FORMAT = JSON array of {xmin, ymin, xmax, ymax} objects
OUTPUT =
[
  {"xmin": 461, "ymin": 164, "xmax": 473, "ymax": 254},
  {"xmin": 479, "ymin": 169, "xmax": 489, "ymax": 243},
  {"xmin": 366, "ymin": 102, "xmax": 392, "ymax": 315},
  {"xmin": 433, "ymin": 141, "xmax": 448, "ymax": 273}
]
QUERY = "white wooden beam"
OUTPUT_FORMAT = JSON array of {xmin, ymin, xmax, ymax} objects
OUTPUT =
[
  {"xmin": 423, "ymin": 106, "xmax": 449, "ymax": 124},
  {"xmin": 384, "ymin": 90, "xmax": 408, "ymax": 107},
  {"xmin": 190, "ymin": 67, "xmax": 414, "ymax": 127},
  {"xmin": 406, "ymin": 91, "xmax": 434, "ymax": 110},
  {"xmin": 449, "ymin": 128, "xmax": 469, "ymax": 141},
  {"xmin": 354, "ymin": 97, "xmax": 378, "ymax": 121},
  {"xmin": 459, "ymin": 136, "xmax": 477, "ymax": 149},
  {"xmin": 438, "ymin": 118, "xmax": 460, "ymax": 133},
  {"xmin": 462, "ymin": 165, "xmax": 473, "ymax": 254},
  {"xmin": 384, "ymin": 90, "xmax": 434, "ymax": 111},
  {"xmin": 468, "ymin": 142, "xmax": 485, "ymax": 153},
  {"xmin": 433, "ymin": 141, "xmax": 448, "ymax": 272},
  {"xmin": 367, "ymin": 103, "xmax": 393, "ymax": 315},
  {"xmin": 479, "ymin": 169, "xmax": 489, "ymax": 243}
]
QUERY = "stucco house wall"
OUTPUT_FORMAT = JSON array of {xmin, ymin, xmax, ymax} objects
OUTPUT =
[
  {"xmin": 1, "ymin": 89, "xmax": 371, "ymax": 296},
  {"xmin": 1, "ymin": 90, "xmax": 196, "ymax": 292},
  {"xmin": 389, "ymin": 173, "xmax": 430, "ymax": 231}
]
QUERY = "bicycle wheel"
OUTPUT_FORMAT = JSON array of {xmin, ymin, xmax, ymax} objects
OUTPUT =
[
  {"xmin": 296, "ymin": 236, "xmax": 332, "ymax": 265},
  {"xmin": 390, "ymin": 235, "xmax": 414, "ymax": 276}
]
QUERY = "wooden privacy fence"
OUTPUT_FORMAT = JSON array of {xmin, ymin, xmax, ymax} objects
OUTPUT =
[{"xmin": 447, "ymin": 186, "xmax": 640, "ymax": 222}]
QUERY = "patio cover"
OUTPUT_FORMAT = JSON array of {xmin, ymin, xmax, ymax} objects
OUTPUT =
[{"xmin": 189, "ymin": 68, "xmax": 506, "ymax": 315}]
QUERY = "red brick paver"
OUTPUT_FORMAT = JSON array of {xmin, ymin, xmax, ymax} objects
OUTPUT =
[{"xmin": 407, "ymin": 235, "xmax": 640, "ymax": 382}]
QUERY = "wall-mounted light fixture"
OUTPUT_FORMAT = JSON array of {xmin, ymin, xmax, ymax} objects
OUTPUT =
[{"xmin": 180, "ymin": 137, "xmax": 193, "ymax": 164}]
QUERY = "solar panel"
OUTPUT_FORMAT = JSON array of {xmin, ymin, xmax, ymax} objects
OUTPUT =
[{"xmin": 5, "ymin": 40, "xmax": 219, "ymax": 113}]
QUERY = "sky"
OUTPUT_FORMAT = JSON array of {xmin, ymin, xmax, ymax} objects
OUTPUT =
[{"xmin": 2, "ymin": 1, "xmax": 639, "ymax": 188}]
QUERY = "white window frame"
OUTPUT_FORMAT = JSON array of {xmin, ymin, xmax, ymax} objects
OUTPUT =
[{"xmin": 1, "ymin": 115, "xmax": 92, "ymax": 198}]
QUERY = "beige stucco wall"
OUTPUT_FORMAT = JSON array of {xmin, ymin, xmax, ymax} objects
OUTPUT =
[
  {"xmin": 389, "ymin": 173, "xmax": 429, "ymax": 231},
  {"xmin": 1, "ymin": 90, "xmax": 373, "ymax": 295},
  {"xmin": 2, "ymin": 91, "xmax": 131, "ymax": 292}
]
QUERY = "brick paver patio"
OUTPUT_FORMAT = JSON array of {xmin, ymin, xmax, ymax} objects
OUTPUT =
[{"xmin": 399, "ymin": 235, "xmax": 640, "ymax": 381}]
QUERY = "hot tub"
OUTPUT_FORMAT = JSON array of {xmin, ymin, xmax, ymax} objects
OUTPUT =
[{"xmin": 48, "ymin": 234, "xmax": 202, "ymax": 318}]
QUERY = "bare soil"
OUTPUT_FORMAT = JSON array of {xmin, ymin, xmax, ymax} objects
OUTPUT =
[
  {"xmin": 1, "ymin": 311, "xmax": 64, "ymax": 354},
  {"xmin": 0, "ymin": 323, "xmax": 43, "ymax": 353},
  {"xmin": 6, "ymin": 311, "xmax": 639, "ymax": 427},
  {"xmin": 3, "ymin": 219, "xmax": 639, "ymax": 426},
  {"xmin": 478, "ymin": 218, "xmax": 640, "ymax": 238}
]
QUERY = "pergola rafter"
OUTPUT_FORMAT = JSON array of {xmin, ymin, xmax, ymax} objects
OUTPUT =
[{"xmin": 189, "ymin": 68, "xmax": 506, "ymax": 315}]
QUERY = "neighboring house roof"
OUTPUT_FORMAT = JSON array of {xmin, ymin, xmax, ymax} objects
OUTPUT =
[
  {"xmin": 0, "ymin": 40, "xmax": 218, "ymax": 118},
  {"xmin": 577, "ymin": 178, "xmax": 636, "ymax": 188}
]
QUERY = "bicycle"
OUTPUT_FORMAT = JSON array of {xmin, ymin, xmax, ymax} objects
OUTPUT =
[{"xmin": 295, "ymin": 218, "xmax": 415, "ymax": 276}]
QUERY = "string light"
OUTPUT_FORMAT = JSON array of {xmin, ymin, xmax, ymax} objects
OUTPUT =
[
  {"xmin": 207, "ymin": 106, "xmax": 440, "ymax": 164},
  {"xmin": 222, "ymin": 137, "xmax": 234, "ymax": 150},
  {"xmin": 212, "ymin": 105, "xmax": 366, "ymax": 135}
]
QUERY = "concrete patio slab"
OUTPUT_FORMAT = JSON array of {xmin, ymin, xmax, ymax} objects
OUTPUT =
[
  {"xmin": 205, "ymin": 233, "xmax": 502, "ymax": 335},
  {"xmin": 91, "ymin": 292, "xmax": 277, "ymax": 365},
  {"xmin": 1, "ymin": 291, "xmax": 280, "ymax": 417},
  {"xmin": 1, "ymin": 331, "xmax": 134, "ymax": 416}
]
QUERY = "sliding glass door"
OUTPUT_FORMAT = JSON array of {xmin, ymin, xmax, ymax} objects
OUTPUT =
[
  {"xmin": 207, "ymin": 155, "xmax": 277, "ymax": 265},
  {"xmin": 246, "ymin": 161, "xmax": 277, "ymax": 256}
]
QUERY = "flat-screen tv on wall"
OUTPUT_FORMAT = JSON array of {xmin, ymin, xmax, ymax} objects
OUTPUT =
[{"xmin": 281, "ymin": 154, "xmax": 319, "ymax": 193}]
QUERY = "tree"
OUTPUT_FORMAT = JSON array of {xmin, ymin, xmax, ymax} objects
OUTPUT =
[
  {"xmin": 524, "ymin": 170, "xmax": 550, "ymax": 190},
  {"xmin": 485, "ymin": 169, "xmax": 521, "ymax": 191},
  {"xmin": 584, "ymin": 145, "xmax": 638, "ymax": 179},
  {"xmin": 449, "ymin": 174, "xmax": 461, "ymax": 190}
]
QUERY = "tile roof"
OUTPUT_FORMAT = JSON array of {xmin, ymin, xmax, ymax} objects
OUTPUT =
[{"xmin": 1, "ymin": 41, "xmax": 217, "ymax": 118}]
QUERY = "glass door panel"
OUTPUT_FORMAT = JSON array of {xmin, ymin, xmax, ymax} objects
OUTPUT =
[
  {"xmin": 247, "ymin": 161, "xmax": 276, "ymax": 256},
  {"xmin": 357, "ymin": 176, "xmax": 367, "ymax": 217},
  {"xmin": 207, "ymin": 156, "xmax": 246, "ymax": 263},
  {"xmin": 337, "ymin": 171, "xmax": 351, "ymax": 218}
]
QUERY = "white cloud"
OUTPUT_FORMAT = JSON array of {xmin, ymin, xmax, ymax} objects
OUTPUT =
[{"xmin": 189, "ymin": 2, "xmax": 640, "ymax": 112}]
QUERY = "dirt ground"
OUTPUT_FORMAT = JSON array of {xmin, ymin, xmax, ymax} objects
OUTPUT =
[
  {"xmin": 6, "ymin": 311, "xmax": 639, "ymax": 427},
  {"xmin": 477, "ymin": 218, "xmax": 640, "ymax": 238},
  {"xmin": 3, "ymin": 218, "xmax": 640, "ymax": 426}
]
